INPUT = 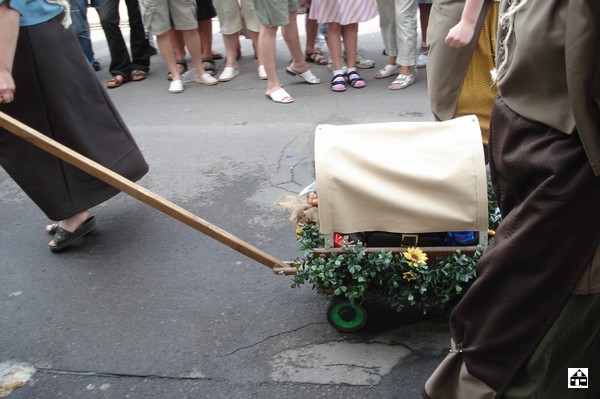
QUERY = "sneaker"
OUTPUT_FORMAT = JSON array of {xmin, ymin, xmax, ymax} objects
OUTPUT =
[
  {"xmin": 327, "ymin": 60, "xmax": 348, "ymax": 75},
  {"xmin": 355, "ymin": 52, "xmax": 375, "ymax": 69},
  {"xmin": 417, "ymin": 53, "xmax": 428, "ymax": 68},
  {"xmin": 181, "ymin": 68, "xmax": 197, "ymax": 83},
  {"xmin": 195, "ymin": 73, "xmax": 218, "ymax": 86},
  {"xmin": 169, "ymin": 79, "xmax": 184, "ymax": 93},
  {"xmin": 218, "ymin": 66, "xmax": 240, "ymax": 82}
]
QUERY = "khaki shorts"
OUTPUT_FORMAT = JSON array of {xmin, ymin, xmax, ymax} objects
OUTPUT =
[
  {"xmin": 141, "ymin": 0, "xmax": 198, "ymax": 36},
  {"xmin": 214, "ymin": 0, "xmax": 260, "ymax": 35},
  {"xmin": 253, "ymin": 0, "xmax": 299, "ymax": 27}
]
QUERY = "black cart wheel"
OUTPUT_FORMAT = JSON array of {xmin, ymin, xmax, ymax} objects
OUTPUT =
[{"xmin": 327, "ymin": 297, "xmax": 368, "ymax": 332}]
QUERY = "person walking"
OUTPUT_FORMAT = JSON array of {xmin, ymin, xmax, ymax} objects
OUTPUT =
[
  {"xmin": 0, "ymin": 0, "xmax": 149, "ymax": 252},
  {"xmin": 423, "ymin": 0, "xmax": 600, "ymax": 397},
  {"xmin": 426, "ymin": 0, "xmax": 499, "ymax": 158}
]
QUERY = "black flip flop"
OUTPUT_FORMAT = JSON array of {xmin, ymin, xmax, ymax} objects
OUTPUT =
[{"xmin": 49, "ymin": 216, "xmax": 97, "ymax": 252}]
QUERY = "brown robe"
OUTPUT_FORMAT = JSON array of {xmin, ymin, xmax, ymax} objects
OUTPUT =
[
  {"xmin": 0, "ymin": 16, "xmax": 148, "ymax": 221},
  {"xmin": 424, "ymin": 1, "xmax": 600, "ymax": 397}
]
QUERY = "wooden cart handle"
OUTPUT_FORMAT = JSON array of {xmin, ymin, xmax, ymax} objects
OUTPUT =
[{"xmin": 0, "ymin": 111, "xmax": 296, "ymax": 274}]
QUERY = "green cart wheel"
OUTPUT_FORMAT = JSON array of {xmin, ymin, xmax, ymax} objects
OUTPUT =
[{"xmin": 327, "ymin": 297, "xmax": 368, "ymax": 332}]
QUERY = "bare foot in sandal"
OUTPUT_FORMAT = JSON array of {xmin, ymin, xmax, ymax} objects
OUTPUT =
[
  {"xmin": 106, "ymin": 74, "xmax": 130, "ymax": 89},
  {"xmin": 266, "ymin": 87, "xmax": 294, "ymax": 104},
  {"xmin": 131, "ymin": 70, "xmax": 147, "ymax": 82},
  {"xmin": 305, "ymin": 50, "xmax": 327, "ymax": 65},
  {"xmin": 47, "ymin": 210, "xmax": 96, "ymax": 252}
]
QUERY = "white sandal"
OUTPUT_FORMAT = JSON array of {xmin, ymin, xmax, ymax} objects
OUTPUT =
[
  {"xmin": 375, "ymin": 64, "xmax": 400, "ymax": 79},
  {"xmin": 266, "ymin": 88, "xmax": 294, "ymax": 104},
  {"xmin": 285, "ymin": 67, "xmax": 321, "ymax": 84},
  {"xmin": 389, "ymin": 73, "xmax": 416, "ymax": 90}
]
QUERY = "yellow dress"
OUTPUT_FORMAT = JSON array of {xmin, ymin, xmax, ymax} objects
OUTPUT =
[{"xmin": 453, "ymin": 2, "xmax": 499, "ymax": 145}]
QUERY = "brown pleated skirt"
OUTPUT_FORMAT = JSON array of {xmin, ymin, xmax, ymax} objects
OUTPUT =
[{"xmin": 0, "ymin": 16, "xmax": 148, "ymax": 221}]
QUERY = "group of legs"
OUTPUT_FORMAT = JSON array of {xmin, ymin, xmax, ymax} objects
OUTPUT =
[
  {"xmin": 374, "ymin": 0, "xmax": 431, "ymax": 90},
  {"xmin": 256, "ymin": 0, "xmax": 320, "ymax": 104}
]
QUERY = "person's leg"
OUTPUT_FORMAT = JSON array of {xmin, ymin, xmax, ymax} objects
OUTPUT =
[
  {"xmin": 325, "ymin": 22, "xmax": 346, "ymax": 91},
  {"xmin": 305, "ymin": 15, "xmax": 326, "ymax": 64},
  {"xmin": 341, "ymin": 23, "xmax": 358, "ymax": 69},
  {"xmin": 419, "ymin": 1, "xmax": 431, "ymax": 49},
  {"xmin": 156, "ymin": 29, "xmax": 182, "ymax": 81},
  {"xmin": 326, "ymin": 22, "xmax": 343, "ymax": 72},
  {"xmin": 282, "ymin": 10, "xmax": 311, "ymax": 74},
  {"xmin": 238, "ymin": 0, "xmax": 262, "ymax": 65},
  {"xmin": 389, "ymin": 0, "xmax": 418, "ymax": 89},
  {"xmin": 125, "ymin": 0, "xmax": 152, "ymax": 73},
  {"xmin": 342, "ymin": 23, "xmax": 366, "ymax": 88},
  {"xmin": 180, "ymin": 28, "xmax": 218, "ymax": 85},
  {"xmin": 99, "ymin": 0, "xmax": 131, "ymax": 77},
  {"xmin": 47, "ymin": 210, "xmax": 92, "ymax": 249},
  {"xmin": 198, "ymin": 18, "xmax": 216, "ymax": 74},
  {"xmin": 245, "ymin": 29, "xmax": 260, "ymax": 62},
  {"xmin": 258, "ymin": 24, "xmax": 285, "ymax": 95},
  {"xmin": 221, "ymin": 32, "xmax": 241, "ymax": 69},
  {"xmin": 395, "ymin": 0, "xmax": 418, "ymax": 70},
  {"xmin": 163, "ymin": 30, "xmax": 187, "ymax": 82},
  {"xmin": 181, "ymin": 28, "xmax": 211, "ymax": 80},
  {"xmin": 217, "ymin": 31, "xmax": 241, "ymax": 81},
  {"xmin": 171, "ymin": 30, "xmax": 185, "ymax": 59},
  {"xmin": 69, "ymin": 0, "xmax": 99, "ymax": 69},
  {"xmin": 417, "ymin": 1, "xmax": 431, "ymax": 67}
]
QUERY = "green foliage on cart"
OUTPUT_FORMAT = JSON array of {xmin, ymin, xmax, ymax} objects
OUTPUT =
[
  {"xmin": 292, "ymin": 223, "xmax": 483, "ymax": 314},
  {"xmin": 291, "ymin": 176, "xmax": 500, "ymax": 314}
]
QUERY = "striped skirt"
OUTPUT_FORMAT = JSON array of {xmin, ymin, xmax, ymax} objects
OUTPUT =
[{"xmin": 309, "ymin": 0, "xmax": 378, "ymax": 25}]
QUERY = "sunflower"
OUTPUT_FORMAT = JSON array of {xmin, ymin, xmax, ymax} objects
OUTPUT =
[
  {"xmin": 403, "ymin": 247, "xmax": 428, "ymax": 267},
  {"xmin": 402, "ymin": 271, "xmax": 416, "ymax": 282}
]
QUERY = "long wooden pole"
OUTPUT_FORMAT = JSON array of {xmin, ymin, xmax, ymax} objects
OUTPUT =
[{"xmin": 0, "ymin": 111, "xmax": 297, "ymax": 274}]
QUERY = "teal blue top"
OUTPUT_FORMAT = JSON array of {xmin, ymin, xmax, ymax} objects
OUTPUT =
[{"xmin": 0, "ymin": 0, "xmax": 64, "ymax": 27}]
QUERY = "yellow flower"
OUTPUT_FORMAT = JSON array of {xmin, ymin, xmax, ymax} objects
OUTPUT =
[
  {"xmin": 403, "ymin": 247, "xmax": 428, "ymax": 267},
  {"xmin": 488, "ymin": 229, "xmax": 495, "ymax": 237},
  {"xmin": 403, "ymin": 271, "xmax": 416, "ymax": 282}
]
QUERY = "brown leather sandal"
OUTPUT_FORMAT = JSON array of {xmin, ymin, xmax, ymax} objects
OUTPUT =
[
  {"xmin": 131, "ymin": 70, "xmax": 147, "ymax": 82},
  {"xmin": 305, "ymin": 51, "xmax": 328, "ymax": 65},
  {"xmin": 106, "ymin": 74, "xmax": 130, "ymax": 89}
]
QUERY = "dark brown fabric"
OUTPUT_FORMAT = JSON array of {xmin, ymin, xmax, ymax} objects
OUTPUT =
[
  {"xmin": 448, "ymin": 96, "xmax": 600, "ymax": 397},
  {"xmin": 0, "ymin": 16, "xmax": 148, "ymax": 221},
  {"xmin": 566, "ymin": 0, "xmax": 600, "ymax": 175}
]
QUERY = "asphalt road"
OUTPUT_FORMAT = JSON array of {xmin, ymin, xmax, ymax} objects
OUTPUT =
[{"xmin": 0, "ymin": 17, "xmax": 452, "ymax": 399}]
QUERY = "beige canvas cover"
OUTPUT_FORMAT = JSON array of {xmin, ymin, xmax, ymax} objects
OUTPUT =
[{"xmin": 315, "ymin": 115, "xmax": 488, "ymax": 234}]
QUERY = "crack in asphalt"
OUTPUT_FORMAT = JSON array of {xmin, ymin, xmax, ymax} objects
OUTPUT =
[
  {"xmin": 35, "ymin": 367, "xmax": 209, "ymax": 381},
  {"xmin": 217, "ymin": 322, "xmax": 329, "ymax": 358},
  {"xmin": 273, "ymin": 133, "xmax": 311, "ymax": 189}
]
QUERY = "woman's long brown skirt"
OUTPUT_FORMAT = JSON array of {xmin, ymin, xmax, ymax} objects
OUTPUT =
[{"xmin": 0, "ymin": 16, "xmax": 148, "ymax": 221}]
